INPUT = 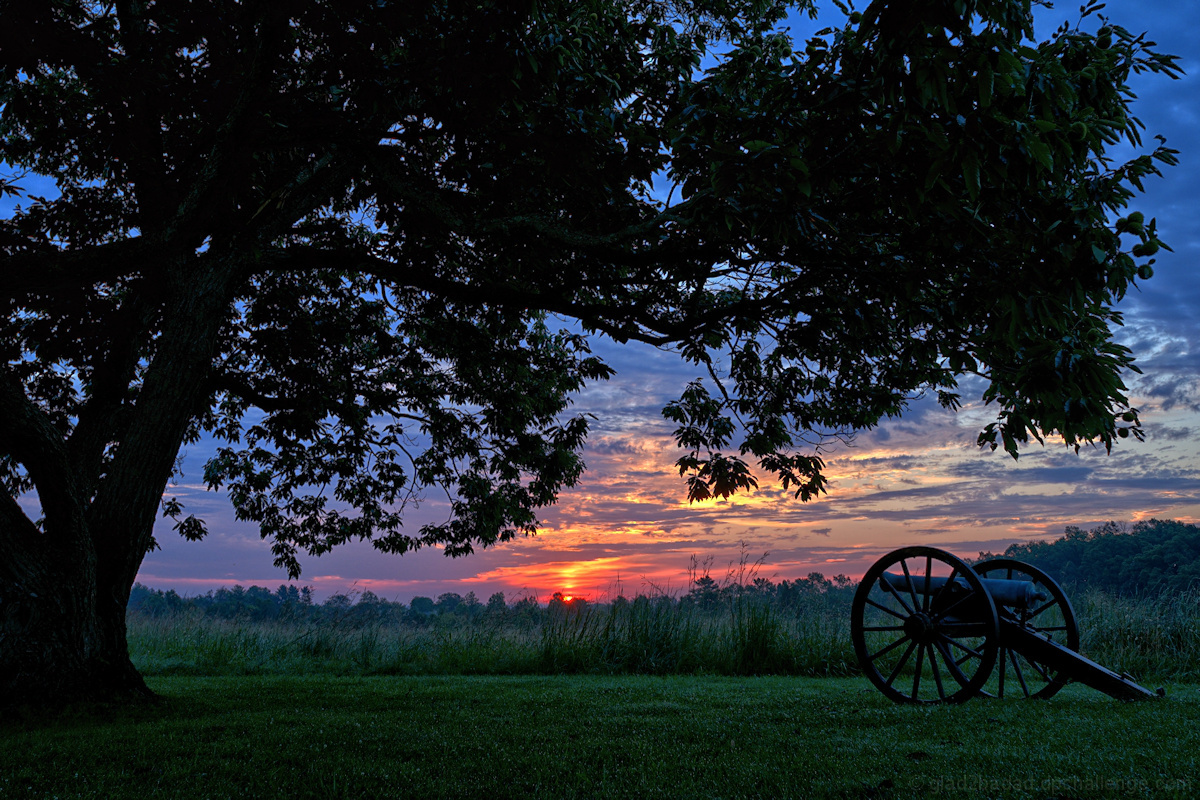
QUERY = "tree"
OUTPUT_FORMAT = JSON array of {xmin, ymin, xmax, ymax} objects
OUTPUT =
[
  {"xmin": 435, "ymin": 592, "xmax": 464, "ymax": 615},
  {"xmin": 408, "ymin": 596, "xmax": 435, "ymax": 619},
  {"xmin": 687, "ymin": 575, "xmax": 723, "ymax": 611},
  {"xmin": 0, "ymin": 0, "xmax": 1180, "ymax": 704},
  {"xmin": 486, "ymin": 592, "xmax": 509, "ymax": 619},
  {"xmin": 461, "ymin": 590, "xmax": 483, "ymax": 619}
]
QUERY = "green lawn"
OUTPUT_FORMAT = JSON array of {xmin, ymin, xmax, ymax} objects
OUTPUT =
[{"xmin": 3, "ymin": 676, "xmax": 1197, "ymax": 799}]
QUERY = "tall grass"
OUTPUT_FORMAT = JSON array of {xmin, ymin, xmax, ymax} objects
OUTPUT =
[
  {"xmin": 1075, "ymin": 587, "xmax": 1200, "ymax": 682},
  {"xmin": 127, "ymin": 587, "xmax": 1200, "ymax": 682},
  {"xmin": 128, "ymin": 594, "xmax": 858, "ymax": 678},
  {"xmin": 130, "ymin": 613, "xmax": 544, "ymax": 676},
  {"xmin": 535, "ymin": 595, "xmax": 855, "ymax": 676}
]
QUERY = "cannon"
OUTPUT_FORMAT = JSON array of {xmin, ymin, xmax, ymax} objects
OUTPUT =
[{"xmin": 850, "ymin": 546, "xmax": 1163, "ymax": 704}]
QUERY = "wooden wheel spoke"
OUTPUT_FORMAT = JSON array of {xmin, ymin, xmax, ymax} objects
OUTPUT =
[
  {"xmin": 911, "ymin": 643, "xmax": 925, "ymax": 698},
  {"xmin": 932, "ymin": 640, "xmax": 964, "ymax": 684},
  {"xmin": 898, "ymin": 559, "xmax": 922, "ymax": 613},
  {"xmin": 1027, "ymin": 598, "xmax": 1058, "ymax": 620},
  {"xmin": 1024, "ymin": 657, "xmax": 1052, "ymax": 683},
  {"xmin": 884, "ymin": 640, "xmax": 918, "ymax": 688},
  {"xmin": 929, "ymin": 567, "xmax": 959, "ymax": 611},
  {"xmin": 997, "ymin": 646, "xmax": 1007, "ymax": 697},
  {"xmin": 878, "ymin": 577, "xmax": 917, "ymax": 617},
  {"xmin": 864, "ymin": 598, "xmax": 907, "ymax": 620},
  {"xmin": 922, "ymin": 556, "xmax": 933, "ymax": 612},
  {"xmin": 931, "ymin": 590, "xmax": 975, "ymax": 621},
  {"xmin": 939, "ymin": 634, "xmax": 984, "ymax": 661},
  {"xmin": 932, "ymin": 639, "xmax": 957, "ymax": 668},
  {"xmin": 928, "ymin": 643, "xmax": 947, "ymax": 700},
  {"xmin": 868, "ymin": 634, "xmax": 912, "ymax": 663},
  {"xmin": 1009, "ymin": 649, "xmax": 1030, "ymax": 697}
]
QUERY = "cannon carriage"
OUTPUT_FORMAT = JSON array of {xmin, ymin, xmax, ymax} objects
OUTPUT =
[{"xmin": 850, "ymin": 546, "xmax": 1162, "ymax": 704}]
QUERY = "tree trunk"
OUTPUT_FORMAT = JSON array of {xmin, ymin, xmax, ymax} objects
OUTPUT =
[
  {"xmin": 2, "ymin": 258, "xmax": 241, "ymax": 708},
  {"xmin": 1, "ymin": 547, "xmax": 152, "ymax": 708}
]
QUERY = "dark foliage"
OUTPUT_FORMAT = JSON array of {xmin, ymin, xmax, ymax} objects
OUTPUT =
[{"xmin": 979, "ymin": 519, "xmax": 1200, "ymax": 596}]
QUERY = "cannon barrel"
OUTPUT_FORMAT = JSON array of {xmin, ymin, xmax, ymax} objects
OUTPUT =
[{"xmin": 880, "ymin": 571, "xmax": 1049, "ymax": 608}]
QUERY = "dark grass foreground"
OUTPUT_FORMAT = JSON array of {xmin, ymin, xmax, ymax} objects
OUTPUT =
[{"xmin": 3, "ymin": 675, "xmax": 1197, "ymax": 799}]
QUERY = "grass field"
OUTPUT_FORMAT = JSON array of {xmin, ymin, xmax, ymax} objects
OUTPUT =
[
  {"xmin": 4, "ymin": 675, "xmax": 1198, "ymax": 799},
  {"xmin": 125, "ymin": 587, "xmax": 1200, "ymax": 683}
]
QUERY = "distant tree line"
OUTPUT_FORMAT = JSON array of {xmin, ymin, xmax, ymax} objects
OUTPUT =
[
  {"xmin": 127, "ymin": 570, "xmax": 856, "ymax": 626},
  {"xmin": 126, "ymin": 584, "xmax": 520, "ymax": 626},
  {"xmin": 978, "ymin": 519, "xmax": 1200, "ymax": 596}
]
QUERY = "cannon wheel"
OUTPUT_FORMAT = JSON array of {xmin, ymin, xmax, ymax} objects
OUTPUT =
[
  {"xmin": 851, "ymin": 547, "xmax": 999, "ymax": 704},
  {"xmin": 973, "ymin": 558, "xmax": 1080, "ymax": 699}
]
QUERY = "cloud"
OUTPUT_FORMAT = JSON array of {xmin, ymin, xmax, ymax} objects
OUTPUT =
[
  {"xmin": 1140, "ymin": 375, "xmax": 1200, "ymax": 413},
  {"xmin": 1146, "ymin": 425, "xmax": 1195, "ymax": 442}
]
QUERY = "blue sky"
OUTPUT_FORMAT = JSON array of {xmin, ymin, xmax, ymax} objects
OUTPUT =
[{"xmin": 7, "ymin": 0, "xmax": 1199, "ymax": 603}]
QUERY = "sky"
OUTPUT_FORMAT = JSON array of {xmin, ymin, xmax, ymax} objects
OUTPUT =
[{"xmin": 10, "ymin": 1, "xmax": 1200, "ymax": 604}]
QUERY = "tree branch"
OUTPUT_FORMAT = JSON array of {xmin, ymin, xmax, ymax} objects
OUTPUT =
[
  {"xmin": 0, "ymin": 364, "xmax": 87, "ymax": 539},
  {"xmin": 208, "ymin": 372, "xmax": 294, "ymax": 413},
  {"xmin": 254, "ymin": 244, "xmax": 757, "ymax": 347},
  {"xmin": 66, "ymin": 291, "xmax": 157, "ymax": 495},
  {"xmin": 1, "ymin": 238, "xmax": 152, "ymax": 299},
  {"xmin": 87, "ymin": 257, "xmax": 241, "ymax": 589}
]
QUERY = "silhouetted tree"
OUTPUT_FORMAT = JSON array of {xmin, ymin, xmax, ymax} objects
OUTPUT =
[
  {"xmin": 485, "ymin": 592, "xmax": 509, "ymax": 619},
  {"xmin": 460, "ymin": 591, "xmax": 483, "ymax": 620},
  {"xmin": 435, "ymin": 592, "xmax": 464, "ymax": 616},
  {"xmin": 1, "ymin": 0, "xmax": 1180, "ymax": 704}
]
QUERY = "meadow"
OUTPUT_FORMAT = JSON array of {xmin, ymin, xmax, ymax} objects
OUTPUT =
[
  {"xmin": 125, "ymin": 587, "xmax": 1200, "ymax": 684},
  {"xmin": 4, "ymin": 675, "xmax": 1197, "ymax": 799},
  {"xmin": 6, "ymin": 589, "xmax": 1200, "ymax": 798}
]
